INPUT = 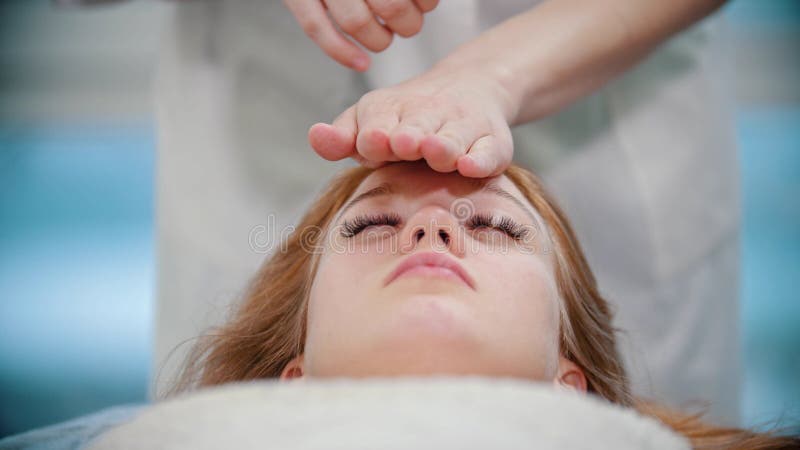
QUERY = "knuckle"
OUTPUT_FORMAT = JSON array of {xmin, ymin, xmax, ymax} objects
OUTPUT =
[
  {"xmin": 373, "ymin": 0, "xmax": 409, "ymax": 20},
  {"xmin": 448, "ymin": 102, "xmax": 470, "ymax": 120},
  {"xmin": 396, "ymin": 115, "xmax": 423, "ymax": 129},
  {"xmin": 338, "ymin": 12, "xmax": 372, "ymax": 33},
  {"xmin": 406, "ymin": 115, "xmax": 437, "ymax": 131},
  {"xmin": 428, "ymin": 95, "xmax": 451, "ymax": 111},
  {"xmin": 440, "ymin": 133, "xmax": 464, "ymax": 150},
  {"xmin": 299, "ymin": 18, "xmax": 323, "ymax": 40}
]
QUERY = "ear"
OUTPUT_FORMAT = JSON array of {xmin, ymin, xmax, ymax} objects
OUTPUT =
[
  {"xmin": 280, "ymin": 354, "xmax": 305, "ymax": 381},
  {"xmin": 551, "ymin": 356, "xmax": 587, "ymax": 393}
]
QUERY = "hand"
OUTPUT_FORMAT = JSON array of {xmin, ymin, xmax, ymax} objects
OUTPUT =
[
  {"xmin": 309, "ymin": 66, "xmax": 517, "ymax": 177},
  {"xmin": 283, "ymin": 0, "xmax": 439, "ymax": 71}
]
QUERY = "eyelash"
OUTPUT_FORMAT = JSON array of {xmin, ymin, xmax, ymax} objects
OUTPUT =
[
  {"xmin": 466, "ymin": 212, "xmax": 529, "ymax": 241},
  {"xmin": 339, "ymin": 212, "xmax": 528, "ymax": 241},
  {"xmin": 340, "ymin": 213, "xmax": 402, "ymax": 238}
]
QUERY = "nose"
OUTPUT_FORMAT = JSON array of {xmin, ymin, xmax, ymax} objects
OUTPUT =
[{"xmin": 400, "ymin": 206, "xmax": 465, "ymax": 257}]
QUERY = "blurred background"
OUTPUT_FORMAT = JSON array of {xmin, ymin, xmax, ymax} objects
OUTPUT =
[{"xmin": 0, "ymin": 0, "xmax": 798, "ymax": 439}]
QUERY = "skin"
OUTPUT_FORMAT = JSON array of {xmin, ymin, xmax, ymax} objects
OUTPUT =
[
  {"xmin": 306, "ymin": 0, "xmax": 728, "ymax": 177},
  {"xmin": 280, "ymin": 162, "xmax": 587, "ymax": 391},
  {"xmin": 283, "ymin": 0, "xmax": 440, "ymax": 71}
]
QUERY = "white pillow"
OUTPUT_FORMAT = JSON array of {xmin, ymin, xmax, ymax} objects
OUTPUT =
[{"xmin": 89, "ymin": 377, "xmax": 689, "ymax": 450}]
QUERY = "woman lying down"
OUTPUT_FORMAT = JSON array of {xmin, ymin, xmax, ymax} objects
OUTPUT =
[{"xmin": 95, "ymin": 162, "xmax": 796, "ymax": 449}]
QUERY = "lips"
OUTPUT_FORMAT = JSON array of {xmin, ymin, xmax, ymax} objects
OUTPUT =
[{"xmin": 384, "ymin": 251, "xmax": 475, "ymax": 290}]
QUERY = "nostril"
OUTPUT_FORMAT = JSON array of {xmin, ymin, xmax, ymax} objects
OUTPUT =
[
  {"xmin": 438, "ymin": 229, "xmax": 450, "ymax": 245},
  {"xmin": 414, "ymin": 228, "xmax": 425, "ymax": 242}
]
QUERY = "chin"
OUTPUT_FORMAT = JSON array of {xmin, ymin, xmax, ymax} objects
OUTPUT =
[{"xmin": 369, "ymin": 298, "xmax": 480, "ymax": 356}]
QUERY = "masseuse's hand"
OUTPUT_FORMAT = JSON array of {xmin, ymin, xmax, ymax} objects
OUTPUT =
[
  {"xmin": 309, "ymin": 66, "xmax": 516, "ymax": 177},
  {"xmin": 308, "ymin": 0, "xmax": 728, "ymax": 177},
  {"xmin": 283, "ymin": 0, "xmax": 439, "ymax": 71}
]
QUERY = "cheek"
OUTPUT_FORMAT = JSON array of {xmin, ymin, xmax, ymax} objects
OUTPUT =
[
  {"xmin": 476, "ymin": 253, "xmax": 560, "ymax": 364},
  {"xmin": 310, "ymin": 241, "xmax": 388, "ymax": 297},
  {"xmin": 306, "ymin": 245, "xmax": 388, "ymax": 338},
  {"xmin": 310, "ymin": 230, "xmax": 404, "ymax": 297},
  {"xmin": 309, "ymin": 251, "xmax": 365, "ymax": 319}
]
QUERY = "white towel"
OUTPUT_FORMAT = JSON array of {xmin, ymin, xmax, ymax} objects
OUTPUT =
[{"xmin": 89, "ymin": 377, "xmax": 689, "ymax": 449}]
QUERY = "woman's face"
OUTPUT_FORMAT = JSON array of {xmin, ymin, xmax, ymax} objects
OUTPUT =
[{"xmin": 289, "ymin": 162, "xmax": 575, "ymax": 385}]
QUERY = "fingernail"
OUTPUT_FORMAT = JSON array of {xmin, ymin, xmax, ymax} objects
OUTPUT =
[{"xmin": 469, "ymin": 154, "xmax": 489, "ymax": 172}]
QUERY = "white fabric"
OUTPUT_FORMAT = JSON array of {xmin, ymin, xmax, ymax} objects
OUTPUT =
[
  {"xmin": 91, "ymin": 378, "xmax": 690, "ymax": 450},
  {"xmin": 152, "ymin": 0, "xmax": 740, "ymax": 424}
]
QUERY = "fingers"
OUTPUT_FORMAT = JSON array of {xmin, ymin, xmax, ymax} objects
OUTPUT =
[
  {"xmin": 457, "ymin": 133, "xmax": 514, "ymax": 178},
  {"xmin": 327, "ymin": 0, "xmax": 393, "ymax": 53},
  {"xmin": 284, "ymin": 0, "xmax": 371, "ymax": 71},
  {"xmin": 309, "ymin": 106, "xmax": 357, "ymax": 161},
  {"xmin": 356, "ymin": 105, "xmax": 400, "ymax": 162},
  {"xmin": 286, "ymin": 0, "xmax": 436, "ymax": 70},
  {"xmin": 419, "ymin": 119, "xmax": 484, "ymax": 173},
  {"xmin": 314, "ymin": 109, "xmax": 513, "ymax": 177},
  {"xmin": 309, "ymin": 103, "xmax": 391, "ymax": 169},
  {"xmin": 366, "ymin": 0, "xmax": 423, "ymax": 38},
  {"xmin": 389, "ymin": 112, "xmax": 444, "ymax": 161}
]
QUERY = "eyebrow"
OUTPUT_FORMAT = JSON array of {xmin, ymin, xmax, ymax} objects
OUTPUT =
[
  {"xmin": 339, "ymin": 182, "xmax": 393, "ymax": 217},
  {"xmin": 481, "ymin": 184, "xmax": 538, "ymax": 221},
  {"xmin": 339, "ymin": 180, "xmax": 537, "ymax": 221}
]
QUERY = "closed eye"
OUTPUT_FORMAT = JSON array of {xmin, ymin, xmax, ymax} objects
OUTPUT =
[
  {"xmin": 340, "ymin": 213, "xmax": 402, "ymax": 238},
  {"xmin": 466, "ymin": 213, "xmax": 529, "ymax": 241}
]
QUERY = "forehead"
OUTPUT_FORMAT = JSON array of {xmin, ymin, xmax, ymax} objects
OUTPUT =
[{"xmin": 351, "ymin": 162, "xmax": 528, "ymax": 202}]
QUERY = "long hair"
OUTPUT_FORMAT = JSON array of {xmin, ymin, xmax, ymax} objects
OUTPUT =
[{"xmin": 169, "ymin": 164, "xmax": 798, "ymax": 449}]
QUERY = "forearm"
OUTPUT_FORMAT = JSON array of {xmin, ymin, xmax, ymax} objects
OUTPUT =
[{"xmin": 431, "ymin": 0, "xmax": 727, "ymax": 125}]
